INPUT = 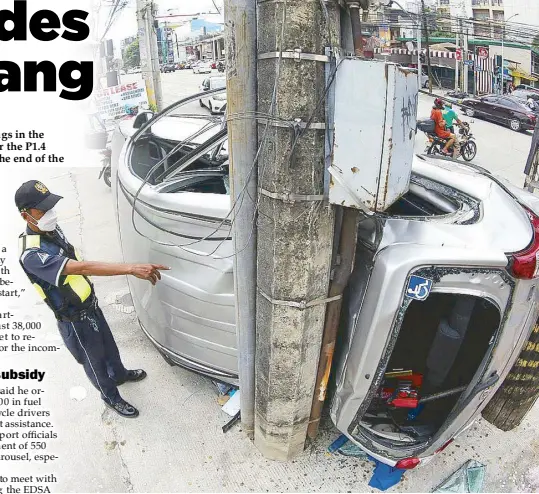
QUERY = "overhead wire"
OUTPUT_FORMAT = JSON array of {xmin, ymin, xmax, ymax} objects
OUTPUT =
[{"xmin": 125, "ymin": 0, "xmax": 344, "ymax": 260}]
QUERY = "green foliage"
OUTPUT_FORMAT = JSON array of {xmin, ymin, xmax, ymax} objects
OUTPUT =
[{"xmin": 123, "ymin": 39, "xmax": 140, "ymax": 69}]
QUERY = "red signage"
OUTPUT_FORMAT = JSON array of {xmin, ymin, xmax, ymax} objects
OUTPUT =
[
  {"xmin": 477, "ymin": 47, "xmax": 489, "ymax": 59},
  {"xmin": 456, "ymin": 49, "xmax": 462, "ymax": 61}
]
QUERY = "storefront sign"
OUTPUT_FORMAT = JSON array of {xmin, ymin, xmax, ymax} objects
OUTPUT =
[{"xmin": 94, "ymin": 80, "xmax": 149, "ymax": 120}]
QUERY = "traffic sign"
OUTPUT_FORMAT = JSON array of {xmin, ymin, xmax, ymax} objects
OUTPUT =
[
  {"xmin": 477, "ymin": 47, "xmax": 489, "ymax": 59},
  {"xmin": 456, "ymin": 48, "xmax": 462, "ymax": 61},
  {"xmin": 464, "ymin": 60, "xmax": 474, "ymax": 67}
]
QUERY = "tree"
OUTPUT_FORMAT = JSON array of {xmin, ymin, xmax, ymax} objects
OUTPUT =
[{"xmin": 123, "ymin": 39, "xmax": 140, "ymax": 69}]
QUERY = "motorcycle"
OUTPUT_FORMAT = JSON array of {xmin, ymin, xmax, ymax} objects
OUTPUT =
[
  {"xmin": 424, "ymin": 122, "xmax": 477, "ymax": 162},
  {"xmin": 98, "ymin": 147, "xmax": 112, "ymax": 187}
]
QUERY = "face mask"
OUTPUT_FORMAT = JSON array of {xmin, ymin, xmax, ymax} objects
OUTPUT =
[{"xmin": 29, "ymin": 209, "xmax": 58, "ymax": 232}]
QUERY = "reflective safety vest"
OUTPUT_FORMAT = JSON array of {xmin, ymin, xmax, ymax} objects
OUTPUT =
[{"xmin": 18, "ymin": 232, "xmax": 95, "ymax": 317}]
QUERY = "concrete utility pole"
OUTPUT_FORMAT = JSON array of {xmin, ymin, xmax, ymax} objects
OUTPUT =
[
  {"xmin": 420, "ymin": 0, "xmax": 433, "ymax": 93},
  {"xmin": 136, "ymin": 0, "xmax": 164, "ymax": 111},
  {"xmin": 223, "ymin": 0, "xmax": 258, "ymax": 437},
  {"xmin": 307, "ymin": 0, "xmax": 361, "ymax": 442},
  {"xmin": 464, "ymin": 22, "xmax": 470, "ymax": 95},
  {"xmin": 455, "ymin": 27, "xmax": 460, "ymax": 90},
  {"xmin": 255, "ymin": 0, "xmax": 339, "ymax": 460}
]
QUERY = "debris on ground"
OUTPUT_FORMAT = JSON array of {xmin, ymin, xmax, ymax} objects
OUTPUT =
[
  {"xmin": 328, "ymin": 434, "xmax": 405, "ymax": 491},
  {"xmin": 368, "ymin": 460, "xmax": 406, "ymax": 491},
  {"xmin": 222, "ymin": 411, "xmax": 241, "ymax": 433},
  {"xmin": 218, "ymin": 394, "xmax": 231, "ymax": 406},
  {"xmin": 327, "ymin": 433, "xmax": 349, "ymax": 453},
  {"xmin": 433, "ymin": 459, "xmax": 486, "ymax": 493},
  {"xmin": 212, "ymin": 381, "xmax": 233, "ymax": 396},
  {"xmin": 222, "ymin": 389, "xmax": 241, "ymax": 416}
]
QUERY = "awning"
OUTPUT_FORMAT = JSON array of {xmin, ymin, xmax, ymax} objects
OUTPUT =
[{"xmin": 511, "ymin": 69, "xmax": 539, "ymax": 82}]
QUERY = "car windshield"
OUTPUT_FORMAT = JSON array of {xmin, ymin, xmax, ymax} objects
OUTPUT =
[{"xmin": 209, "ymin": 78, "xmax": 226, "ymax": 90}]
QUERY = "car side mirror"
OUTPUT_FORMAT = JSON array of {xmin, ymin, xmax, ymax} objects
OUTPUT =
[{"xmin": 133, "ymin": 111, "xmax": 154, "ymax": 129}]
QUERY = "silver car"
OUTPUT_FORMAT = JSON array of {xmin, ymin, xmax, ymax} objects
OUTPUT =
[{"xmin": 111, "ymin": 93, "xmax": 539, "ymax": 468}]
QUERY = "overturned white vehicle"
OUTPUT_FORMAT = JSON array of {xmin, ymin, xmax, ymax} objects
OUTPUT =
[{"xmin": 111, "ymin": 91, "xmax": 539, "ymax": 468}]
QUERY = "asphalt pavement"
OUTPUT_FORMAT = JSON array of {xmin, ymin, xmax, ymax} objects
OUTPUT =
[{"xmin": 4, "ymin": 70, "xmax": 539, "ymax": 492}]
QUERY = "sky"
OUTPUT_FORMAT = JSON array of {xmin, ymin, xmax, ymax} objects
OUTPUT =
[{"xmin": 101, "ymin": 0, "xmax": 224, "ymax": 44}]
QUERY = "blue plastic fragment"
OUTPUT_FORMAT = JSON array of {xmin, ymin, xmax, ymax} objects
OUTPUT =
[
  {"xmin": 367, "ymin": 456, "xmax": 406, "ymax": 491},
  {"xmin": 327, "ymin": 433, "xmax": 349, "ymax": 453},
  {"xmin": 329, "ymin": 436, "xmax": 406, "ymax": 491}
]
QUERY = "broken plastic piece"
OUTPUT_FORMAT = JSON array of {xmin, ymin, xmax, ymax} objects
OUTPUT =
[
  {"xmin": 221, "ymin": 389, "xmax": 241, "ymax": 416},
  {"xmin": 369, "ymin": 460, "xmax": 406, "ymax": 490},
  {"xmin": 327, "ymin": 433, "xmax": 349, "ymax": 453},
  {"xmin": 433, "ymin": 459, "xmax": 486, "ymax": 493}
]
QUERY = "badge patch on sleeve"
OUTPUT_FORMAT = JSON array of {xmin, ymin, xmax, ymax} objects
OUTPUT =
[{"xmin": 37, "ymin": 252, "xmax": 50, "ymax": 264}]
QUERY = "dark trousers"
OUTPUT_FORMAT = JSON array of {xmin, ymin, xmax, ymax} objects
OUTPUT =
[{"xmin": 57, "ymin": 306, "xmax": 127, "ymax": 404}]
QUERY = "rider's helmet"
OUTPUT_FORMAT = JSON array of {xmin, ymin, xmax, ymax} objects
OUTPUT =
[{"xmin": 434, "ymin": 98, "xmax": 444, "ymax": 109}]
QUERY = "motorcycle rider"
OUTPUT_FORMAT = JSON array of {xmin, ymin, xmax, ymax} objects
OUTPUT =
[
  {"xmin": 442, "ymin": 102, "xmax": 463, "ymax": 134},
  {"xmin": 431, "ymin": 98, "xmax": 459, "ymax": 158}
]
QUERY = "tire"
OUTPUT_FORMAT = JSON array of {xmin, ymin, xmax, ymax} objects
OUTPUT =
[
  {"xmin": 510, "ymin": 118, "xmax": 522, "ymax": 132},
  {"xmin": 483, "ymin": 322, "xmax": 539, "ymax": 431},
  {"xmin": 103, "ymin": 166, "xmax": 111, "ymax": 187},
  {"xmin": 461, "ymin": 141, "xmax": 477, "ymax": 162},
  {"xmin": 427, "ymin": 142, "xmax": 442, "ymax": 156},
  {"xmin": 465, "ymin": 107, "xmax": 475, "ymax": 117}
]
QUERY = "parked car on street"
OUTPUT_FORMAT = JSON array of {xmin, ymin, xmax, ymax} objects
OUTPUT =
[
  {"xmin": 110, "ymin": 91, "xmax": 539, "ymax": 469},
  {"xmin": 515, "ymin": 84, "xmax": 539, "ymax": 94},
  {"xmin": 461, "ymin": 94, "xmax": 537, "ymax": 131},
  {"xmin": 161, "ymin": 63, "xmax": 176, "ymax": 73},
  {"xmin": 445, "ymin": 90, "xmax": 471, "ymax": 106},
  {"xmin": 193, "ymin": 61, "xmax": 212, "ymax": 74},
  {"xmin": 511, "ymin": 89, "xmax": 539, "ymax": 112},
  {"xmin": 199, "ymin": 76, "xmax": 227, "ymax": 114}
]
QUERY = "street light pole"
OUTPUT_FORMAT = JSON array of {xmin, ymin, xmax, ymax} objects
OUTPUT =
[{"xmin": 502, "ymin": 13, "xmax": 519, "ymax": 94}]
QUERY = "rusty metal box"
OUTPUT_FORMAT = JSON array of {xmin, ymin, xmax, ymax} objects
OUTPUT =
[{"xmin": 328, "ymin": 58, "xmax": 418, "ymax": 212}]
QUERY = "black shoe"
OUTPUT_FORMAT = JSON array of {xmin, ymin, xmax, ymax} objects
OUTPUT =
[
  {"xmin": 116, "ymin": 369, "xmax": 147, "ymax": 385},
  {"xmin": 105, "ymin": 398, "xmax": 139, "ymax": 418}
]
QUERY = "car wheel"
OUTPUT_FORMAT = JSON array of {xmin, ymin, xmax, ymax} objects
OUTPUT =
[
  {"xmin": 103, "ymin": 166, "xmax": 111, "ymax": 188},
  {"xmin": 461, "ymin": 141, "xmax": 477, "ymax": 162},
  {"xmin": 510, "ymin": 119, "xmax": 522, "ymax": 132},
  {"xmin": 427, "ymin": 142, "xmax": 442, "ymax": 156},
  {"xmin": 483, "ymin": 323, "xmax": 539, "ymax": 431},
  {"xmin": 465, "ymin": 107, "xmax": 475, "ymax": 117}
]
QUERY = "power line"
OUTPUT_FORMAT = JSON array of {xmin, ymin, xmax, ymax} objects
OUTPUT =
[{"xmin": 211, "ymin": 0, "xmax": 222, "ymax": 15}]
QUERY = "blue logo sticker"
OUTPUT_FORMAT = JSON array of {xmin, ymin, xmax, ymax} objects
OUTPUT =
[{"xmin": 406, "ymin": 275, "xmax": 433, "ymax": 301}]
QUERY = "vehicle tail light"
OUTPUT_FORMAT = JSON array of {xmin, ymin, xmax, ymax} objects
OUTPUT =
[
  {"xmin": 395, "ymin": 457, "xmax": 420, "ymax": 470},
  {"xmin": 509, "ymin": 208, "xmax": 539, "ymax": 279},
  {"xmin": 435, "ymin": 438, "xmax": 454, "ymax": 454},
  {"xmin": 528, "ymin": 114, "xmax": 537, "ymax": 121}
]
